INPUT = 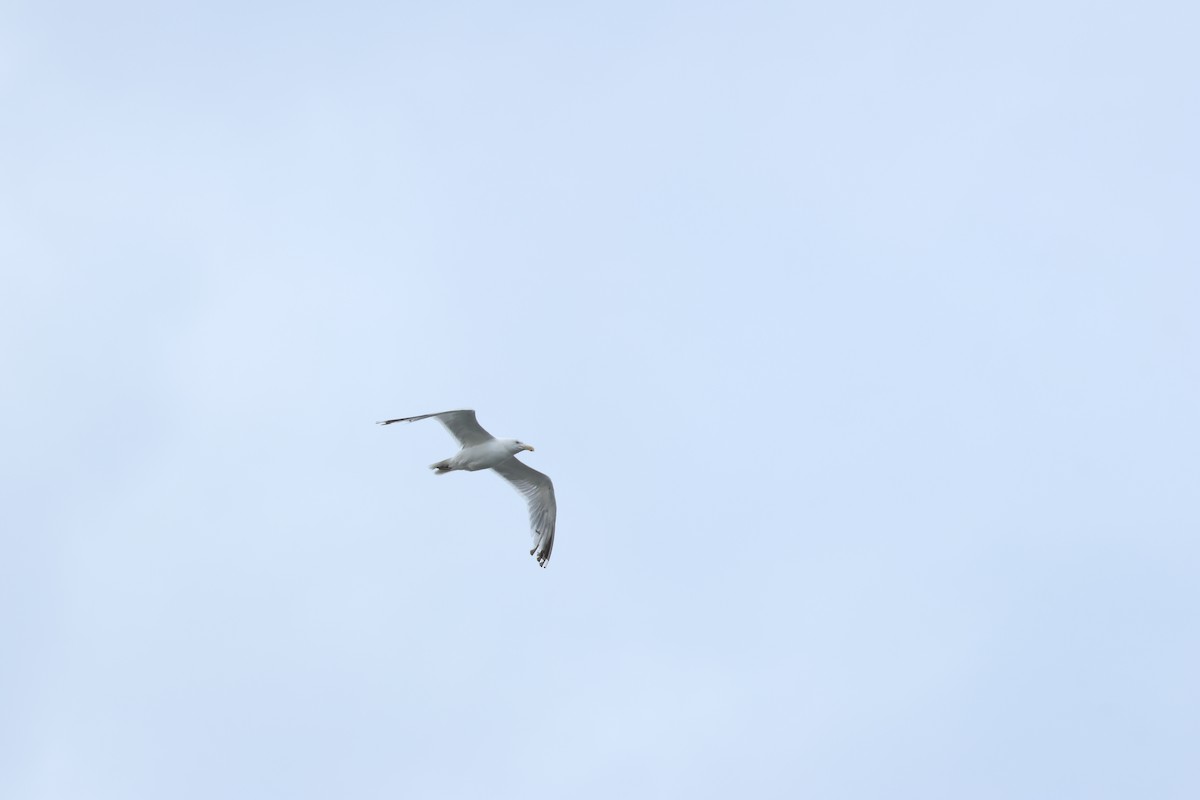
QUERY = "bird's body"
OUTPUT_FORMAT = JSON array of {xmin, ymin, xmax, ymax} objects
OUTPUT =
[
  {"xmin": 432, "ymin": 438, "xmax": 527, "ymax": 473},
  {"xmin": 377, "ymin": 409, "xmax": 557, "ymax": 567}
]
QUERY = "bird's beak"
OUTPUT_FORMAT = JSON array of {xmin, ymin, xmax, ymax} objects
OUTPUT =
[{"xmin": 524, "ymin": 444, "xmax": 536, "ymax": 452}]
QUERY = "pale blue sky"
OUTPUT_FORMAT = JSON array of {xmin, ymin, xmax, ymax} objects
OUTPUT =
[{"xmin": 3, "ymin": 2, "xmax": 1198, "ymax": 798}]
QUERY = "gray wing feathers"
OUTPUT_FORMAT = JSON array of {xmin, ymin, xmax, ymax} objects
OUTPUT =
[
  {"xmin": 492, "ymin": 458, "xmax": 557, "ymax": 567},
  {"xmin": 376, "ymin": 409, "xmax": 494, "ymax": 447}
]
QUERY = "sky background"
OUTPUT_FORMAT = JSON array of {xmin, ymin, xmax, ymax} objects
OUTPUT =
[{"xmin": 2, "ymin": 1, "xmax": 1198, "ymax": 797}]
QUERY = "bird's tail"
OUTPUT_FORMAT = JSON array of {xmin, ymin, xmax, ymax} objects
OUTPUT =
[{"xmin": 430, "ymin": 459, "xmax": 453, "ymax": 474}]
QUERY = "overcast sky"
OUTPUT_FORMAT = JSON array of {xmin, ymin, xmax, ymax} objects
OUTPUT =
[{"xmin": 3, "ymin": 1, "xmax": 1198, "ymax": 798}]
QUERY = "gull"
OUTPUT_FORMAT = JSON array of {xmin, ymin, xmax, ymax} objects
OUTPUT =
[{"xmin": 377, "ymin": 409, "xmax": 556, "ymax": 567}]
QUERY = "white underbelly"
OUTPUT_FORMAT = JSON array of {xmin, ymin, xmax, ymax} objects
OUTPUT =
[{"xmin": 450, "ymin": 440, "xmax": 513, "ymax": 471}]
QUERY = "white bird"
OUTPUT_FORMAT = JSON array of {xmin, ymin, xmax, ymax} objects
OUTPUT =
[{"xmin": 377, "ymin": 409, "xmax": 557, "ymax": 567}]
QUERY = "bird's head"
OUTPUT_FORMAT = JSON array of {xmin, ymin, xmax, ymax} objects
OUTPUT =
[{"xmin": 506, "ymin": 439, "xmax": 535, "ymax": 454}]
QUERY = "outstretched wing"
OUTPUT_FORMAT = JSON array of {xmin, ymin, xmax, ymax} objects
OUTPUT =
[
  {"xmin": 491, "ymin": 458, "xmax": 556, "ymax": 567},
  {"xmin": 376, "ymin": 409, "xmax": 494, "ymax": 447}
]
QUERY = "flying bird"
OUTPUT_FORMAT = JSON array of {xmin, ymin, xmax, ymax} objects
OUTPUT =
[{"xmin": 377, "ymin": 409, "xmax": 556, "ymax": 567}]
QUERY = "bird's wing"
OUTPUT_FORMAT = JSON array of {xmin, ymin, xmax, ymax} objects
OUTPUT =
[
  {"xmin": 376, "ymin": 409, "xmax": 495, "ymax": 447},
  {"xmin": 491, "ymin": 458, "xmax": 557, "ymax": 567}
]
